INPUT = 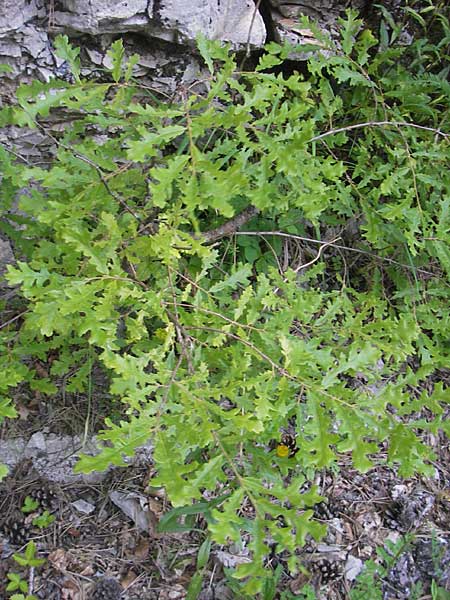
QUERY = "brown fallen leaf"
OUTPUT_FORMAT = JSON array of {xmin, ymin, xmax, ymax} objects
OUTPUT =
[
  {"xmin": 134, "ymin": 537, "xmax": 150, "ymax": 560},
  {"xmin": 48, "ymin": 548, "xmax": 69, "ymax": 572},
  {"xmin": 148, "ymin": 497, "xmax": 164, "ymax": 517},
  {"xmin": 79, "ymin": 565, "xmax": 95, "ymax": 577},
  {"xmin": 34, "ymin": 361, "xmax": 49, "ymax": 378},
  {"xmin": 16, "ymin": 402, "xmax": 31, "ymax": 421},
  {"xmin": 61, "ymin": 576, "xmax": 81, "ymax": 600},
  {"xmin": 121, "ymin": 569, "xmax": 139, "ymax": 590},
  {"xmin": 66, "ymin": 526, "xmax": 81, "ymax": 538}
]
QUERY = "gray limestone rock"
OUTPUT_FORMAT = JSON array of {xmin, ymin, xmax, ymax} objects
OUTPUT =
[
  {"xmin": 0, "ymin": 431, "xmax": 154, "ymax": 483},
  {"xmin": 0, "ymin": 237, "xmax": 15, "ymax": 281},
  {"xmin": 0, "ymin": 0, "xmax": 266, "ymax": 96},
  {"xmin": 53, "ymin": 0, "xmax": 266, "ymax": 46},
  {"xmin": 153, "ymin": 0, "xmax": 266, "ymax": 47},
  {"xmin": 267, "ymin": 0, "xmax": 367, "ymax": 49},
  {"xmin": 0, "ymin": 0, "xmax": 40, "ymax": 35},
  {"xmin": 54, "ymin": 0, "xmax": 150, "ymax": 35}
]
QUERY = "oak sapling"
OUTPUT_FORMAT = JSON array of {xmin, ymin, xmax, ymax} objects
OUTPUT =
[{"xmin": 0, "ymin": 8, "xmax": 449, "ymax": 592}]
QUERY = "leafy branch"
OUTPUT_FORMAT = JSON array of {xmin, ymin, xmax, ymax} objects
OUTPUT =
[{"xmin": 0, "ymin": 12, "xmax": 448, "ymax": 592}]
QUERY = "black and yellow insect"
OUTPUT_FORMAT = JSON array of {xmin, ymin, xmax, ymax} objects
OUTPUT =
[{"xmin": 275, "ymin": 433, "xmax": 298, "ymax": 458}]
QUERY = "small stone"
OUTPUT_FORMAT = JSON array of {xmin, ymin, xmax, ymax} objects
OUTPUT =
[
  {"xmin": 345, "ymin": 555, "xmax": 364, "ymax": 581},
  {"xmin": 71, "ymin": 499, "xmax": 96, "ymax": 514}
]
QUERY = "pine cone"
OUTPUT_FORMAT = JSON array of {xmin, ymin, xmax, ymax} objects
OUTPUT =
[
  {"xmin": 0, "ymin": 513, "xmax": 31, "ymax": 545},
  {"xmin": 383, "ymin": 488, "xmax": 435, "ymax": 532},
  {"xmin": 383, "ymin": 501, "xmax": 403, "ymax": 531},
  {"xmin": 90, "ymin": 577, "xmax": 122, "ymax": 600},
  {"xmin": 398, "ymin": 489, "xmax": 434, "ymax": 530},
  {"xmin": 29, "ymin": 483, "xmax": 58, "ymax": 512},
  {"xmin": 311, "ymin": 557, "xmax": 342, "ymax": 583},
  {"xmin": 313, "ymin": 501, "xmax": 336, "ymax": 521}
]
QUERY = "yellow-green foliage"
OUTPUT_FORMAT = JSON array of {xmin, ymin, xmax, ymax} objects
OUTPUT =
[{"xmin": 0, "ymin": 8, "xmax": 449, "ymax": 592}]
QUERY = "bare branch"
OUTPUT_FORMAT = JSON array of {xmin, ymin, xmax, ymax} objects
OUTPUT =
[
  {"xmin": 197, "ymin": 205, "xmax": 260, "ymax": 243},
  {"xmin": 308, "ymin": 120, "xmax": 449, "ymax": 143},
  {"xmin": 235, "ymin": 231, "xmax": 440, "ymax": 278}
]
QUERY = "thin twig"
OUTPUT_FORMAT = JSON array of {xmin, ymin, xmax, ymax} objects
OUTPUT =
[
  {"xmin": 0, "ymin": 144, "xmax": 32, "ymax": 165},
  {"xmin": 168, "ymin": 266, "xmax": 216, "ymax": 300},
  {"xmin": 183, "ymin": 324, "xmax": 357, "ymax": 410},
  {"xmin": 292, "ymin": 237, "xmax": 340, "ymax": 274},
  {"xmin": 308, "ymin": 120, "xmax": 449, "ymax": 143},
  {"xmin": 167, "ymin": 268, "xmax": 194, "ymax": 374},
  {"xmin": 235, "ymin": 231, "xmax": 438, "ymax": 277},
  {"xmin": 181, "ymin": 89, "xmax": 198, "ymax": 175},
  {"xmin": 0, "ymin": 309, "xmax": 29, "ymax": 330},
  {"xmin": 260, "ymin": 233, "xmax": 284, "ymax": 274},
  {"xmin": 243, "ymin": 0, "xmax": 263, "ymax": 61},
  {"xmin": 272, "ymin": 237, "xmax": 340, "ymax": 295},
  {"xmin": 31, "ymin": 119, "xmax": 140, "ymax": 220},
  {"xmin": 173, "ymin": 381, "xmax": 265, "ymax": 519},
  {"xmin": 183, "ymin": 324, "xmax": 294, "ymax": 381},
  {"xmin": 162, "ymin": 301, "xmax": 263, "ymax": 332},
  {"xmin": 28, "ymin": 567, "xmax": 35, "ymax": 596},
  {"xmin": 153, "ymin": 353, "xmax": 184, "ymax": 435}
]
